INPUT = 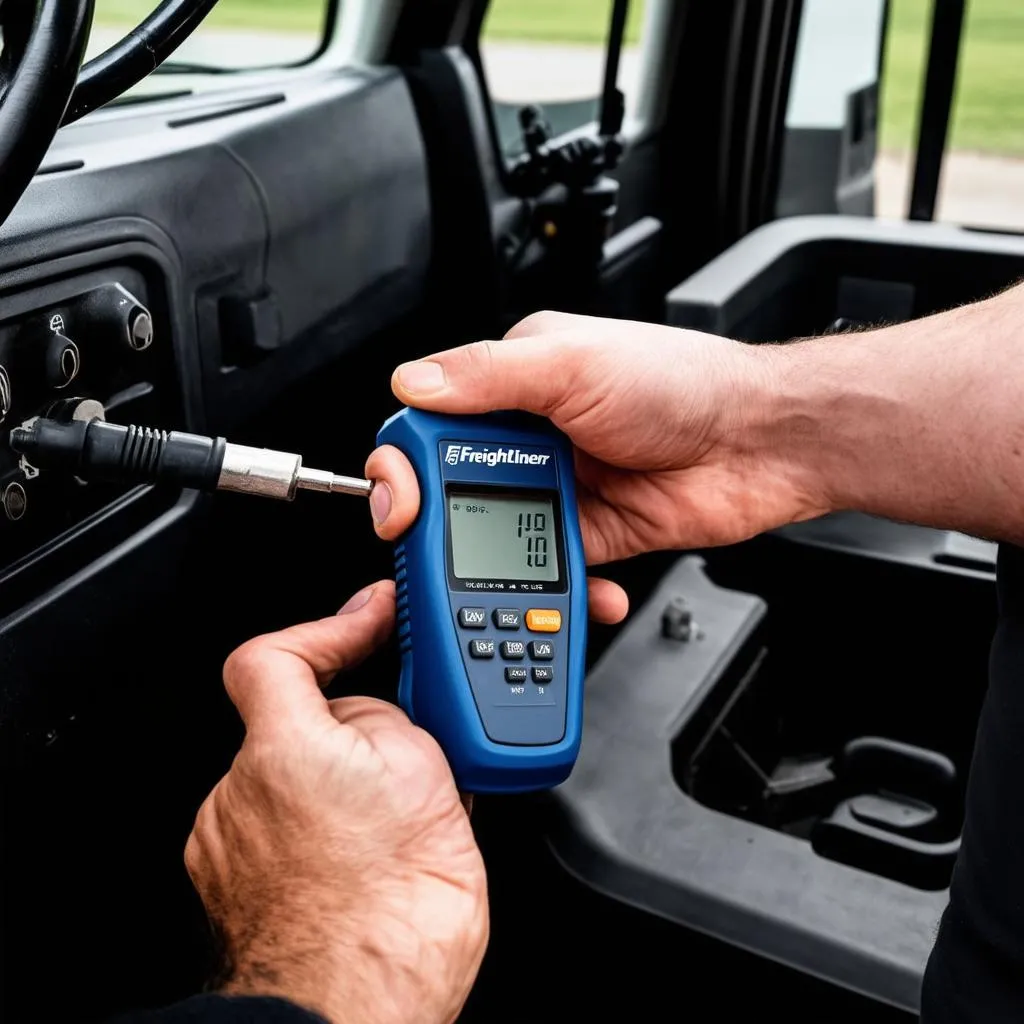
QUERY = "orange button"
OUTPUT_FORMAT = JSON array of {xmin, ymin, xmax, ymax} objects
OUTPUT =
[{"xmin": 526, "ymin": 609, "xmax": 561, "ymax": 632}]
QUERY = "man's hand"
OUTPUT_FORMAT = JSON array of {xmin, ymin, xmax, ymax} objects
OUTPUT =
[
  {"xmin": 185, "ymin": 582, "xmax": 488, "ymax": 1024},
  {"xmin": 366, "ymin": 311, "xmax": 829, "ymax": 612}
]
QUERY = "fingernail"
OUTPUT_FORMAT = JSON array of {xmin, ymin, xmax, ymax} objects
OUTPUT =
[
  {"xmin": 338, "ymin": 585, "xmax": 375, "ymax": 615},
  {"xmin": 395, "ymin": 360, "xmax": 446, "ymax": 395},
  {"xmin": 370, "ymin": 481, "xmax": 393, "ymax": 526}
]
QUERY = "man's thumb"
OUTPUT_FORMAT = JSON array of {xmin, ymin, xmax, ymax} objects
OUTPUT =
[{"xmin": 391, "ymin": 338, "xmax": 578, "ymax": 417}]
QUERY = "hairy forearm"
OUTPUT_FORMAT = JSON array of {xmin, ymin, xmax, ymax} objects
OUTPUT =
[{"xmin": 762, "ymin": 282, "xmax": 1024, "ymax": 543}]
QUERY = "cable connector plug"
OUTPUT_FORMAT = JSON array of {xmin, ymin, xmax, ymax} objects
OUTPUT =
[{"xmin": 9, "ymin": 418, "xmax": 372, "ymax": 500}]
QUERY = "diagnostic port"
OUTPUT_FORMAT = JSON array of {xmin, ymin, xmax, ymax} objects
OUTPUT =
[
  {"xmin": 46, "ymin": 334, "xmax": 80, "ymax": 390},
  {"xmin": 45, "ymin": 397, "xmax": 106, "ymax": 424}
]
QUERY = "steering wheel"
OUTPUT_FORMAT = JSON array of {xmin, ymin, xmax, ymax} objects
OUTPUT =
[
  {"xmin": 0, "ymin": 0, "xmax": 95, "ymax": 227},
  {"xmin": 0, "ymin": 0, "xmax": 221, "ymax": 229}
]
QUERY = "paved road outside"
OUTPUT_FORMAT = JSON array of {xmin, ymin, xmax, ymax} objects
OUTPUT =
[
  {"xmin": 877, "ymin": 150, "xmax": 1024, "ymax": 231},
  {"xmin": 88, "ymin": 27, "xmax": 1024, "ymax": 233},
  {"xmin": 481, "ymin": 39, "xmax": 642, "ymax": 110}
]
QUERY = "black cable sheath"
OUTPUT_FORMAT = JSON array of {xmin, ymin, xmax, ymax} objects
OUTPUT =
[
  {"xmin": 599, "ymin": 0, "xmax": 629, "ymax": 138},
  {"xmin": 10, "ymin": 419, "xmax": 226, "ymax": 491}
]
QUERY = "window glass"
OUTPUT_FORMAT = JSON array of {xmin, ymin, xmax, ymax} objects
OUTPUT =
[
  {"xmin": 779, "ymin": 0, "xmax": 887, "ymax": 218},
  {"xmin": 932, "ymin": 0, "xmax": 1024, "ymax": 230},
  {"xmin": 878, "ymin": 0, "xmax": 1024, "ymax": 229},
  {"xmin": 90, "ymin": 0, "xmax": 334, "ymax": 71},
  {"xmin": 876, "ymin": 0, "xmax": 931, "ymax": 218},
  {"xmin": 479, "ymin": 0, "xmax": 648, "ymax": 159}
]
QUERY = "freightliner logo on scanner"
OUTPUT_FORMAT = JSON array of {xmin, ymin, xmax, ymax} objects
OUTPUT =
[{"xmin": 445, "ymin": 444, "xmax": 550, "ymax": 467}]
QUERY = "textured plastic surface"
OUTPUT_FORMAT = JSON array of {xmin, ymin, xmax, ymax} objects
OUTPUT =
[
  {"xmin": 549, "ymin": 556, "xmax": 945, "ymax": 1013},
  {"xmin": 5, "ymin": 69, "xmax": 430, "ymax": 436},
  {"xmin": 377, "ymin": 408, "xmax": 587, "ymax": 793}
]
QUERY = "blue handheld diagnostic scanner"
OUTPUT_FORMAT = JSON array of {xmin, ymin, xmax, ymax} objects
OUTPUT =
[{"xmin": 376, "ymin": 408, "xmax": 587, "ymax": 794}]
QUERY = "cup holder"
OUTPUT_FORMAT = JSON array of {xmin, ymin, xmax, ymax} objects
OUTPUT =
[
  {"xmin": 674, "ymin": 654, "xmax": 963, "ymax": 890},
  {"xmin": 672, "ymin": 623, "xmax": 969, "ymax": 891},
  {"xmin": 810, "ymin": 736, "xmax": 960, "ymax": 891}
]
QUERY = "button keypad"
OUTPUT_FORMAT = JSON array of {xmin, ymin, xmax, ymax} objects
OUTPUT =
[
  {"xmin": 500, "ymin": 640, "xmax": 526, "ymax": 660},
  {"xmin": 493, "ymin": 608, "xmax": 521, "ymax": 630},
  {"xmin": 469, "ymin": 639, "xmax": 496, "ymax": 659},
  {"xmin": 460, "ymin": 607, "xmax": 561, "ymax": 691},
  {"xmin": 528, "ymin": 640, "xmax": 554, "ymax": 661},
  {"xmin": 459, "ymin": 607, "xmax": 487, "ymax": 629}
]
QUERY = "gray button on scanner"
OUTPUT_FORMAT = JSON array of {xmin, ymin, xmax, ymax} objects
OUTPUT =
[
  {"xmin": 459, "ymin": 607, "xmax": 487, "ymax": 629},
  {"xmin": 493, "ymin": 608, "xmax": 522, "ymax": 629},
  {"xmin": 469, "ymin": 639, "xmax": 496, "ymax": 659},
  {"xmin": 500, "ymin": 640, "xmax": 526, "ymax": 660}
]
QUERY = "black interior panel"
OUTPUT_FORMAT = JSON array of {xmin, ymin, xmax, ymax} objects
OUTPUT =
[{"xmin": 0, "ymin": 65, "xmax": 433, "ymax": 1024}]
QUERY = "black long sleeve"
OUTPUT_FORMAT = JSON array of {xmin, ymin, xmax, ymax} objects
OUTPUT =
[
  {"xmin": 111, "ymin": 995, "xmax": 329, "ymax": 1023},
  {"xmin": 922, "ymin": 544, "xmax": 1024, "ymax": 1020}
]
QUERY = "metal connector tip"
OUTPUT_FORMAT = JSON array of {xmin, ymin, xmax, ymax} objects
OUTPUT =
[
  {"xmin": 217, "ymin": 443, "xmax": 372, "ymax": 501},
  {"xmin": 295, "ymin": 467, "xmax": 373, "ymax": 497}
]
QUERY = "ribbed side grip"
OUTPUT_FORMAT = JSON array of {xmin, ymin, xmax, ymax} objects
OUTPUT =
[{"xmin": 395, "ymin": 543, "xmax": 411, "ymax": 654}]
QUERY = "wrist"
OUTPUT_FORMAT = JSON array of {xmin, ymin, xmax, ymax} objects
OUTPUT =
[
  {"xmin": 725, "ymin": 339, "xmax": 849, "ymax": 523},
  {"xmin": 219, "ymin": 938, "xmax": 361, "ymax": 1024},
  {"xmin": 219, "ymin": 896, "xmax": 482, "ymax": 1024},
  {"xmin": 215, "ymin": 907, "xmax": 396, "ymax": 1024},
  {"xmin": 755, "ymin": 327, "xmax": 909, "ymax": 520}
]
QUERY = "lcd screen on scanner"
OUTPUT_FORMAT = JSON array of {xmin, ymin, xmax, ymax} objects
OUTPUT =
[{"xmin": 449, "ymin": 493, "xmax": 559, "ymax": 582}]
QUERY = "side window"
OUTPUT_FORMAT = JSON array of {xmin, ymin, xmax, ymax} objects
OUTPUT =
[
  {"xmin": 930, "ymin": 0, "xmax": 1024, "ymax": 231},
  {"xmin": 90, "ymin": 0, "xmax": 336, "ymax": 70},
  {"xmin": 778, "ymin": 0, "xmax": 1024, "ymax": 233},
  {"xmin": 478, "ymin": 0, "xmax": 648, "ymax": 159},
  {"xmin": 876, "ymin": 0, "xmax": 931, "ymax": 218},
  {"xmin": 776, "ymin": 0, "xmax": 887, "ymax": 218}
]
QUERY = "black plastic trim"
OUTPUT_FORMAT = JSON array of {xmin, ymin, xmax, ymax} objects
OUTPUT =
[
  {"xmin": 908, "ymin": 0, "xmax": 966, "ymax": 221},
  {"xmin": 35, "ymin": 160, "xmax": 86, "ymax": 177},
  {"xmin": 167, "ymin": 93, "xmax": 286, "ymax": 128}
]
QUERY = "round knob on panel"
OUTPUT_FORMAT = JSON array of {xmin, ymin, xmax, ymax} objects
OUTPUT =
[
  {"xmin": 127, "ymin": 308, "xmax": 154, "ymax": 351},
  {"xmin": 3, "ymin": 482, "xmax": 27, "ymax": 521},
  {"xmin": 46, "ymin": 334, "xmax": 80, "ymax": 390},
  {"xmin": 0, "ymin": 365, "xmax": 10, "ymax": 426}
]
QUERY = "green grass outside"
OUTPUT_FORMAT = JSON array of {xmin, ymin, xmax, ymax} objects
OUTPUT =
[
  {"xmin": 95, "ymin": 0, "xmax": 328, "ymax": 33},
  {"xmin": 95, "ymin": 0, "xmax": 646, "ymax": 43},
  {"xmin": 881, "ymin": 0, "xmax": 1024, "ymax": 156},
  {"xmin": 95, "ymin": 0, "xmax": 1024, "ymax": 156},
  {"xmin": 483, "ymin": 0, "xmax": 646, "ymax": 47}
]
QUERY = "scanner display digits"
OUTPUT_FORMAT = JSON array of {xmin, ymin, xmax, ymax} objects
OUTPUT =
[{"xmin": 449, "ymin": 493, "xmax": 559, "ymax": 582}]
